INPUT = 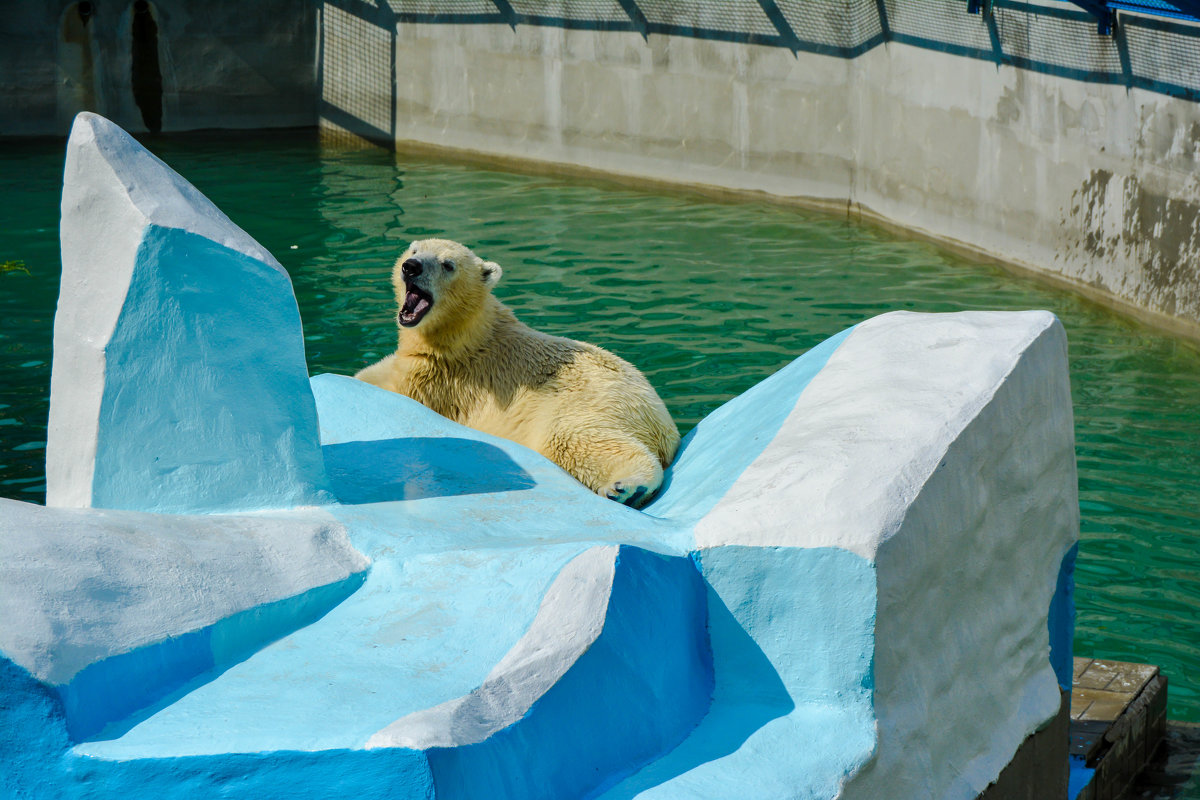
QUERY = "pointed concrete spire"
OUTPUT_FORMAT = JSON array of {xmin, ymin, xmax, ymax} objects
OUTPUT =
[{"xmin": 47, "ymin": 112, "xmax": 330, "ymax": 513}]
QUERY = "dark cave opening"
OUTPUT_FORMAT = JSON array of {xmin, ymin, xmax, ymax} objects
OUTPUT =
[{"xmin": 130, "ymin": 0, "xmax": 162, "ymax": 133}]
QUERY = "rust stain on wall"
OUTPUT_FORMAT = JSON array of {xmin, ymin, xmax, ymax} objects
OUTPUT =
[{"xmin": 1064, "ymin": 168, "xmax": 1200, "ymax": 320}]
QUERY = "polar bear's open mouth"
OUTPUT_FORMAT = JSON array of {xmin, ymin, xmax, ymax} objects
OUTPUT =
[{"xmin": 398, "ymin": 284, "xmax": 433, "ymax": 327}]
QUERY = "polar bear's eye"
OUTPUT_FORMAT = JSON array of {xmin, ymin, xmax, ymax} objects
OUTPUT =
[{"xmin": 441, "ymin": 259, "xmax": 455, "ymax": 272}]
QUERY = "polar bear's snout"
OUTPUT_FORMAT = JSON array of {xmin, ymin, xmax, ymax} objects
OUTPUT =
[{"xmin": 397, "ymin": 256, "xmax": 436, "ymax": 327}]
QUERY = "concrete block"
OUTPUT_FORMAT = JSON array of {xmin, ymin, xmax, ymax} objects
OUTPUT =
[
  {"xmin": 653, "ymin": 309, "xmax": 1079, "ymax": 800},
  {"xmin": 47, "ymin": 112, "xmax": 330, "ymax": 514},
  {"xmin": 0, "ymin": 497, "xmax": 368, "ymax": 742},
  {"xmin": 1068, "ymin": 664, "xmax": 1169, "ymax": 800}
]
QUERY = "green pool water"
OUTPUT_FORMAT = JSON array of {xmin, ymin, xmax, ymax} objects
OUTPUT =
[{"xmin": 2, "ymin": 130, "xmax": 1199, "ymax": 745}]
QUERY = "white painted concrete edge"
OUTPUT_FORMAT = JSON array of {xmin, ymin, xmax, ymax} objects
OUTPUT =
[
  {"xmin": 841, "ymin": 315, "xmax": 1077, "ymax": 800},
  {"xmin": 366, "ymin": 545, "xmax": 617, "ymax": 749},
  {"xmin": 0, "ymin": 497, "xmax": 368, "ymax": 686},
  {"xmin": 694, "ymin": 309, "xmax": 1061, "ymax": 557}
]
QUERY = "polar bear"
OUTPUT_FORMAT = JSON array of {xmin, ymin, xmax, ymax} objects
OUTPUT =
[{"xmin": 355, "ymin": 239, "xmax": 680, "ymax": 508}]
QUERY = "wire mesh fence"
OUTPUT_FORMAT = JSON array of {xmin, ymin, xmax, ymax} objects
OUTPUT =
[{"xmin": 320, "ymin": 0, "xmax": 1200, "ymax": 145}]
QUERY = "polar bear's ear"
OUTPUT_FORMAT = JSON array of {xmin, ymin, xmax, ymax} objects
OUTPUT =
[{"xmin": 481, "ymin": 261, "xmax": 503, "ymax": 289}]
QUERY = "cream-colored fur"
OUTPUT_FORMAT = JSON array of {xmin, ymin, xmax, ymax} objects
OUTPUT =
[{"xmin": 355, "ymin": 239, "xmax": 680, "ymax": 507}]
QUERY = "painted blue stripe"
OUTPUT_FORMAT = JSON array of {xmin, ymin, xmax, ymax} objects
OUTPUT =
[
  {"xmin": 74, "ymin": 540, "xmax": 606, "ymax": 757},
  {"xmin": 60, "ymin": 573, "xmax": 366, "ymax": 743},
  {"xmin": 67, "ymin": 746, "xmax": 435, "ymax": 800},
  {"xmin": 1048, "ymin": 543, "xmax": 1078, "ymax": 691},
  {"xmin": 95, "ymin": 225, "xmax": 329, "ymax": 514},
  {"xmin": 596, "ymin": 546, "xmax": 877, "ymax": 798},
  {"xmin": 643, "ymin": 325, "xmax": 856, "ymax": 525},
  {"xmin": 0, "ymin": 657, "xmax": 71, "ymax": 798},
  {"xmin": 426, "ymin": 546, "xmax": 711, "ymax": 800},
  {"xmin": 1069, "ymin": 754, "xmax": 1096, "ymax": 800}
]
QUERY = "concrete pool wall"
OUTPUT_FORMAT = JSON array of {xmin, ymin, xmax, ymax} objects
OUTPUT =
[{"xmin": 317, "ymin": 0, "xmax": 1200, "ymax": 336}]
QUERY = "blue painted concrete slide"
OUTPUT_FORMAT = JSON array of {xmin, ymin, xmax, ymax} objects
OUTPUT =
[
  {"xmin": 0, "ymin": 113, "xmax": 1079, "ymax": 799},
  {"xmin": 2, "ymin": 352, "xmax": 851, "ymax": 798}
]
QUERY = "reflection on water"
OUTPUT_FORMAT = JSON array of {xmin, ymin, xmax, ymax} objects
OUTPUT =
[{"xmin": 2, "ymin": 131, "xmax": 1199, "ymax": 733}]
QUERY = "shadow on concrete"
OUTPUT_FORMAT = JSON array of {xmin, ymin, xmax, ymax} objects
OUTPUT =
[
  {"xmin": 61, "ymin": 572, "xmax": 367, "ymax": 744},
  {"xmin": 316, "ymin": 0, "xmax": 1200, "ymax": 149},
  {"xmin": 597, "ymin": 580, "xmax": 793, "ymax": 798},
  {"xmin": 318, "ymin": 0, "xmax": 398, "ymax": 149},
  {"xmin": 323, "ymin": 437, "xmax": 536, "ymax": 503}
]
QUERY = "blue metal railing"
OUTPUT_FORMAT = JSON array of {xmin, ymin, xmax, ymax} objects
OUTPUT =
[
  {"xmin": 368, "ymin": 0, "xmax": 1200, "ymax": 46},
  {"xmin": 970, "ymin": 0, "xmax": 1200, "ymax": 34},
  {"xmin": 379, "ymin": 0, "xmax": 1199, "ymax": 40}
]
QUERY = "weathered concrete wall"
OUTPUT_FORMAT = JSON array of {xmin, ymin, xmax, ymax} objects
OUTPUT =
[
  {"xmin": 0, "ymin": 0, "xmax": 316, "ymax": 136},
  {"xmin": 318, "ymin": 0, "xmax": 1200, "ymax": 333}
]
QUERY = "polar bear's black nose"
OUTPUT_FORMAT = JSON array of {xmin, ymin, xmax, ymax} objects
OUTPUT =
[{"xmin": 401, "ymin": 258, "xmax": 423, "ymax": 279}]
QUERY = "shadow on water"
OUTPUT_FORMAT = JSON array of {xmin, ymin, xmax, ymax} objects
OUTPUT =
[
  {"xmin": 322, "ymin": 437, "xmax": 536, "ymax": 503},
  {"xmin": 1127, "ymin": 723, "xmax": 1200, "ymax": 799}
]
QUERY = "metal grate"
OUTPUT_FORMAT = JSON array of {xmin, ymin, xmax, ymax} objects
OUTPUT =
[
  {"xmin": 1124, "ymin": 18, "xmax": 1200, "ymax": 93},
  {"xmin": 373, "ymin": 0, "xmax": 1200, "ymax": 49},
  {"xmin": 636, "ymin": 0, "xmax": 782, "ymax": 38},
  {"xmin": 323, "ymin": 3, "xmax": 393, "ymax": 141},
  {"xmin": 321, "ymin": 0, "xmax": 1200, "ymax": 108},
  {"xmin": 386, "ymin": 0, "xmax": 499, "ymax": 14},
  {"xmin": 507, "ymin": 0, "xmax": 632, "ymax": 23},
  {"xmin": 774, "ymin": 0, "xmax": 885, "ymax": 53},
  {"xmin": 1004, "ymin": 5, "xmax": 1125, "ymax": 76},
  {"xmin": 889, "ymin": 0, "xmax": 995, "ymax": 54},
  {"xmin": 1090, "ymin": 0, "xmax": 1200, "ymax": 22},
  {"xmin": 1116, "ymin": 0, "xmax": 1191, "ymax": 12}
]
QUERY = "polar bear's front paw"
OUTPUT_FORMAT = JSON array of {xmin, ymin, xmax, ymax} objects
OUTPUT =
[
  {"xmin": 587, "ymin": 446, "xmax": 664, "ymax": 509},
  {"xmin": 603, "ymin": 480, "xmax": 653, "ymax": 509}
]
